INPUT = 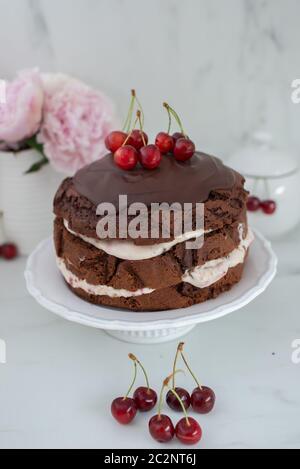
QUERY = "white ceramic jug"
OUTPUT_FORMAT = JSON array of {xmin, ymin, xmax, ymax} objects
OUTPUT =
[{"xmin": 0, "ymin": 149, "xmax": 62, "ymax": 255}]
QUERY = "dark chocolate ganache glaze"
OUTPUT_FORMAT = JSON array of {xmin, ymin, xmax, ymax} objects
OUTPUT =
[{"xmin": 73, "ymin": 152, "xmax": 236, "ymax": 207}]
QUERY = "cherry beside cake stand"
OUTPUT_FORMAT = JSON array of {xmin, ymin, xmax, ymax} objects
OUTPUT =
[{"xmin": 24, "ymin": 230, "xmax": 277, "ymax": 344}]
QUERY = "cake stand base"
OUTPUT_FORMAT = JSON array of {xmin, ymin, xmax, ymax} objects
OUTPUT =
[{"xmin": 105, "ymin": 325, "xmax": 196, "ymax": 344}]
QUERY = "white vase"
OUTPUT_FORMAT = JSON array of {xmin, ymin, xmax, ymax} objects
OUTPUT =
[{"xmin": 0, "ymin": 149, "xmax": 63, "ymax": 255}]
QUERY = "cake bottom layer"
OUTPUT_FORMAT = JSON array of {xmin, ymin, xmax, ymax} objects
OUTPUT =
[{"xmin": 66, "ymin": 262, "xmax": 245, "ymax": 312}]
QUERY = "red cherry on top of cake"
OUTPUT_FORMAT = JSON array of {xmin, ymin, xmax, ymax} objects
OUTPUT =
[
  {"xmin": 114, "ymin": 145, "xmax": 139, "ymax": 170},
  {"xmin": 107, "ymin": 99, "xmax": 197, "ymax": 171},
  {"xmin": 174, "ymin": 138, "xmax": 195, "ymax": 161},
  {"xmin": 105, "ymin": 131, "xmax": 128, "ymax": 153},
  {"xmin": 155, "ymin": 132, "xmax": 174, "ymax": 154},
  {"xmin": 139, "ymin": 145, "xmax": 162, "ymax": 170},
  {"xmin": 172, "ymin": 132, "xmax": 186, "ymax": 142},
  {"xmin": 163, "ymin": 103, "xmax": 196, "ymax": 160},
  {"xmin": 128, "ymin": 129, "xmax": 149, "ymax": 151}
]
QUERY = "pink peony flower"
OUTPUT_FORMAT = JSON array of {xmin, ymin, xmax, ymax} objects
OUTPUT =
[
  {"xmin": 0, "ymin": 69, "xmax": 44, "ymax": 144},
  {"xmin": 39, "ymin": 75, "xmax": 116, "ymax": 175}
]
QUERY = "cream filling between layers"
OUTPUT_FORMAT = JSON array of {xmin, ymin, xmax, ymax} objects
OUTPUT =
[
  {"xmin": 57, "ymin": 257, "xmax": 155, "ymax": 298},
  {"xmin": 57, "ymin": 225, "xmax": 254, "ymax": 299},
  {"xmin": 182, "ymin": 226, "xmax": 254, "ymax": 288},
  {"xmin": 64, "ymin": 220, "xmax": 208, "ymax": 261}
]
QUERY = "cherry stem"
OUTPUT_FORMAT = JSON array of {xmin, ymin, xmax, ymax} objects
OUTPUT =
[
  {"xmin": 136, "ymin": 111, "xmax": 146, "ymax": 146},
  {"xmin": 168, "ymin": 387, "xmax": 190, "ymax": 426},
  {"xmin": 124, "ymin": 358, "xmax": 138, "ymax": 400},
  {"xmin": 164, "ymin": 103, "xmax": 172, "ymax": 134},
  {"xmin": 163, "ymin": 103, "xmax": 186, "ymax": 137},
  {"xmin": 157, "ymin": 371, "xmax": 183, "ymax": 418},
  {"xmin": 135, "ymin": 93, "xmax": 145, "ymax": 128},
  {"xmin": 123, "ymin": 90, "xmax": 136, "ymax": 133},
  {"xmin": 180, "ymin": 350, "xmax": 203, "ymax": 391},
  {"xmin": 123, "ymin": 113, "xmax": 140, "ymax": 146},
  {"xmin": 157, "ymin": 380, "xmax": 166, "ymax": 419},
  {"xmin": 129, "ymin": 353, "xmax": 150, "ymax": 390},
  {"xmin": 172, "ymin": 343, "xmax": 182, "ymax": 389}
]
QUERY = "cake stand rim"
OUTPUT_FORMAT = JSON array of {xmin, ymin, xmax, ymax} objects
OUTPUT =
[{"xmin": 24, "ymin": 229, "xmax": 278, "ymax": 332}]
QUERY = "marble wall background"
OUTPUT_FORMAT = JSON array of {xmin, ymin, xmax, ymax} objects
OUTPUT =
[{"xmin": 0, "ymin": 0, "xmax": 300, "ymax": 160}]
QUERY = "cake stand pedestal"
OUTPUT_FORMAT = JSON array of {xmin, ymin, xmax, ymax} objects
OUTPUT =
[
  {"xmin": 25, "ymin": 230, "xmax": 277, "ymax": 345},
  {"xmin": 106, "ymin": 325, "xmax": 196, "ymax": 344}
]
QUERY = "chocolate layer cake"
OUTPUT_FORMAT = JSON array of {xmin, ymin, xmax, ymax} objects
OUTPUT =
[{"xmin": 54, "ymin": 152, "xmax": 253, "ymax": 311}]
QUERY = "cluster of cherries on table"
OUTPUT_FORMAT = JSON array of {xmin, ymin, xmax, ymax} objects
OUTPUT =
[
  {"xmin": 111, "ymin": 343, "xmax": 216, "ymax": 446},
  {"xmin": 105, "ymin": 91, "xmax": 196, "ymax": 171},
  {"xmin": 247, "ymin": 196, "xmax": 277, "ymax": 215},
  {"xmin": 0, "ymin": 243, "xmax": 18, "ymax": 261}
]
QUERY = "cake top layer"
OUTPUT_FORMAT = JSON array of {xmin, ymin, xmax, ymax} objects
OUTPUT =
[{"xmin": 73, "ymin": 151, "xmax": 237, "ymax": 206}]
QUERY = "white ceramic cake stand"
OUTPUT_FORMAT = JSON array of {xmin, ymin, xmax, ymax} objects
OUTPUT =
[{"xmin": 24, "ymin": 230, "xmax": 277, "ymax": 344}]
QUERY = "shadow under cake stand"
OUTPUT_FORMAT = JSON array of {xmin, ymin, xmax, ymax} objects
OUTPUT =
[{"xmin": 25, "ymin": 229, "xmax": 277, "ymax": 344}]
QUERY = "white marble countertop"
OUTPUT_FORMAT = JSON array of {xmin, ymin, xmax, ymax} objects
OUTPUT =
[{"xmin": 0, "ymin": 228, "xmax": 300, "ymax": 449}]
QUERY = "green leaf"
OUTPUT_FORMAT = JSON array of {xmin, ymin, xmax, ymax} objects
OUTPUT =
[
  {"xmin": 24, "ymin": 134, "xmax": 49, "ymax": 174},
  {"xmin": 25, "ymin": 135, "xmax": 45, "ymax": 155},
  {"xmin": 25, "ymin": 158, "xmax": 49, "ymax": 174}
]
